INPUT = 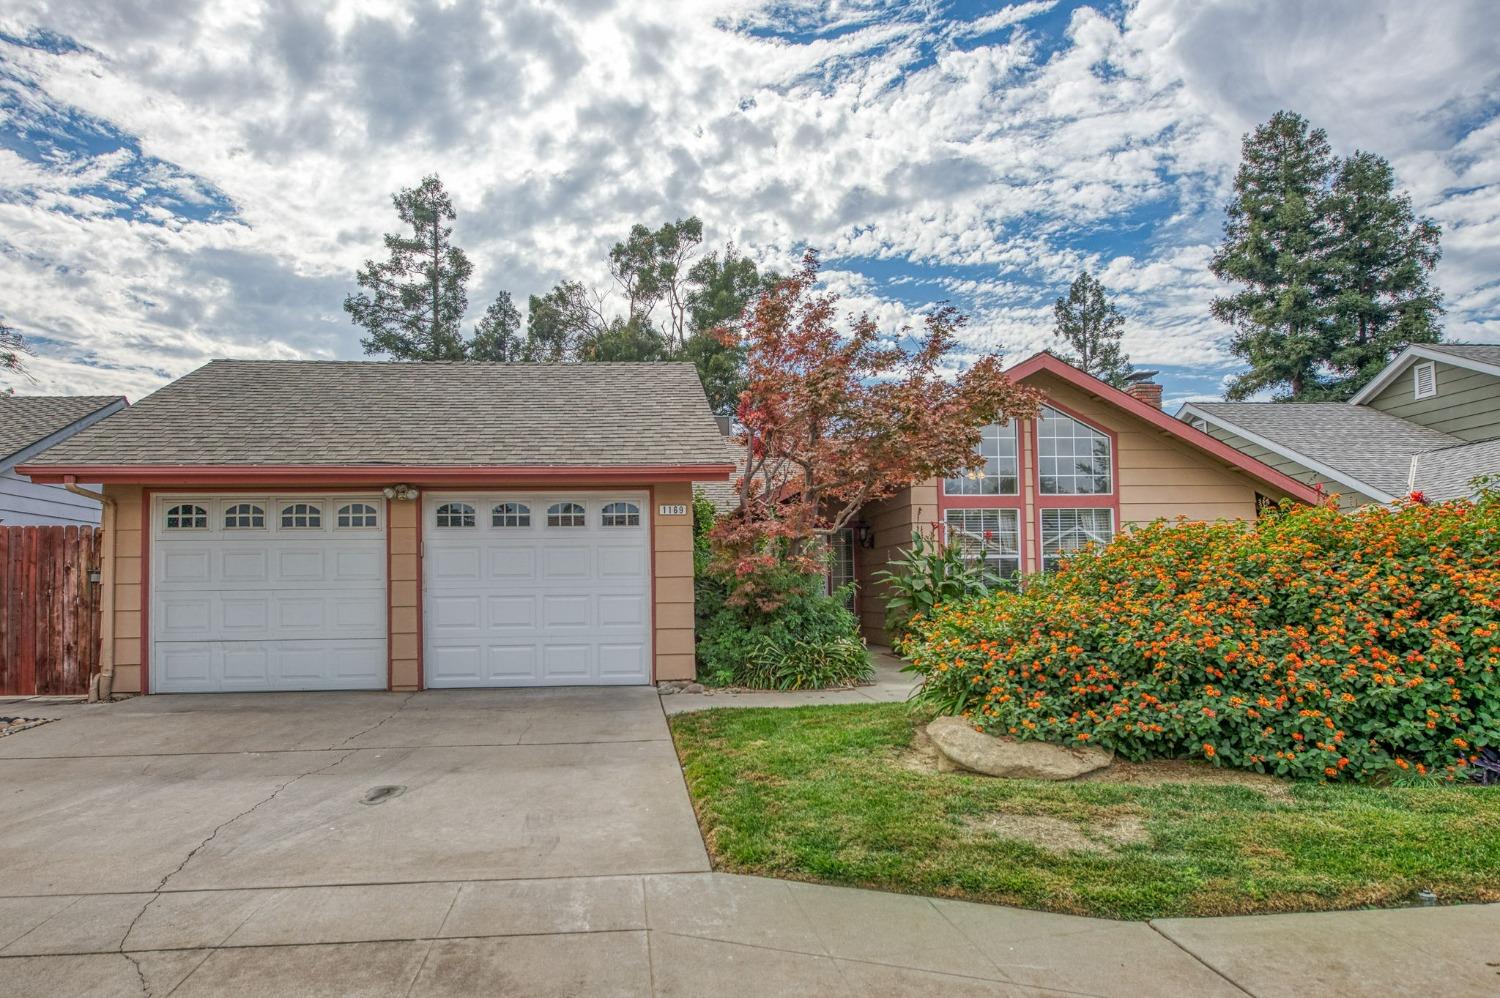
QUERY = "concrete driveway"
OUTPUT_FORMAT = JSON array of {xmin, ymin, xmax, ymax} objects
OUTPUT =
[{"xmin": 1, "ymin": 690, "xmax": 1496, "ymax": 997}]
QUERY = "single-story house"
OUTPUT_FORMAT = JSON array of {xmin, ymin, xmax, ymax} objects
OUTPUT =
[
  {"xmin": 19, "ymin": 360, "xmax": 734, "ymax": 695},
  {"xmin": 1178, "ymin": 343, "xmax": 1500, "ymax": 508},
  {"xmin": 773, "ymin": 352, "xmax": 1325, "ymax": 646},
  {"xmin": 1, "ymin": 394, "xmax": 127, "ymax": 525}
]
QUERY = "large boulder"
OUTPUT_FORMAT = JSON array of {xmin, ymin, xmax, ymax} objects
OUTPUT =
[{"xmin": 926, "ymin": 716, "xmax": 1112, "ymax": 780}]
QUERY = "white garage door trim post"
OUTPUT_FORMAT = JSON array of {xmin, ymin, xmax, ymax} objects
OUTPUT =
[
  {"xmin": 422, "ymin": 490, "xmax": 654, "ymax": 687},
  {"xmin": 148, "ymin": 491, "xmax": 389, "ymax": 693}
]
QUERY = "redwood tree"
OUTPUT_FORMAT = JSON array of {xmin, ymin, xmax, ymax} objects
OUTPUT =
[{"xmin": 712, "ymin": 252, "xmax": 1038, "ymax": 605}]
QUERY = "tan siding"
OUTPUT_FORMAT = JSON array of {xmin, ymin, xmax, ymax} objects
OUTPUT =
[
  {"xmin": 104, "ymin": 485, "xmax": 143, "ymax": 694},
  {"xmin": 1365, "ymin": 361, "xmax": 1500, "ymax": 441},
  {"xmin": 853, "ymin": 482, "xmax": 938, "ymax": 646},
  {"xmin": 387, "ymin": 498, "xmax": 419, "ymax": 691},
  {"xmin": 653, "ymin": 482, "xmax": 695, "ymax": 681}
]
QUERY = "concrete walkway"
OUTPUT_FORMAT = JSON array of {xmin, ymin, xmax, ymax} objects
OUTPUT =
[
  {"xmin": 660, "ymin": 647, "xmax": 916, "ymax": 714},
  {"xmin": 0, "ymin": 687, "xmax": 1495, "ymax": 996}
]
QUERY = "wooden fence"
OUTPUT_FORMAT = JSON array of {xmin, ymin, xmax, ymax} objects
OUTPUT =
[{"xmin": 0, "ymin": 526, "xmax": 102, "ymax": 696}]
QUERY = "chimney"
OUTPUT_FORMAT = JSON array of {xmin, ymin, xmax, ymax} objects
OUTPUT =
[
  {"xmin": 1123, "ymin": 370, "xmax": 1162, "ymax": 409},
  {"xmin": 714, "ymin": 415, "xmax": 733, "ymax": 436}
]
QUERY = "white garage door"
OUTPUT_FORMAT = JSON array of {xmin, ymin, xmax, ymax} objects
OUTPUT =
[
  {"xmin": 150, "ymin": 495, "xmax": 388, "ymax": 692},
  {"xmin": 423, "ymin": 492, "xmax": 651, "ymax": 687}
]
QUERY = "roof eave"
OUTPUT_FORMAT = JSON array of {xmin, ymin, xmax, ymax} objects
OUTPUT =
[
  {"xmin": 1349, "ymin": 345, "xmax": 1500, "ymax": 405},
  {"xmin": 1005, "ymin": 353, "xmax": 1323, "ymax": 504},
  {"xmin": 17, "ymin": 462, "xmax": 737, "ymax": 487}
]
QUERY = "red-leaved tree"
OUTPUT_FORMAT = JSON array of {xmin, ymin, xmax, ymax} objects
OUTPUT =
[{"xmin": 711, "ymin": 251, "xmax": 1040, "ymax": 608}]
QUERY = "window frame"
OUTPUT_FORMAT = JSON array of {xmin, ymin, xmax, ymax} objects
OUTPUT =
[
  {"xmin": 223, "ymin": 502, "xmax": 266, "ymax": 530},
  {"xmin": 943, "ymin": 507, "xmax": 1022, "ymax": 582},
  {"xmin": 1036, "ymin": 404, "xmax": 1114, "ymax": 496},
  {"xmin": 944, "ymin": 421, "xmax": 1021, "ymax": 497},
  {"xmin": 335, "ymin": 502, "xmax": 380, "ymax": 529},
  {"xmin": 600, "ymin": 501, "xmax": 641, "ymax": 528},
  {"xmin": 1412, "ymin": 360, "xmax": 1438, "ymax": 400},
  {"xmin": 546, "ymin": 501, "xmax": 587, "ymax": 528},
  {"xmin": 1039, "ymin": 507, "xmax": 1115, "ymax": 573},
  {"xmin": 435, "ymin": 502, "xmax": 477, "ymax": 528},
  {"xmin": 826, "ymin": 526, "xmax": 858, "ymax": 611},
  {"xmin": 491, "ymin": 502, "xmax": 532, "ymax": 528},
  {"xmin": 164, "ymin": 503, "xmax": 209, "ymax": 531},
  {"xmin": 278, "ymin": 502, "xmax": 323, "ymax": 529}
]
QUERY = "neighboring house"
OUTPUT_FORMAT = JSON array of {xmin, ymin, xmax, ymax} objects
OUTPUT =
[
  {"xmin": 1179, "ymin": 344, "xmax": 1500, "ymax": 508},
  {"xmin": 696, "ymin": 352, "xmax": 1320, "ymax": 646},
  {"xmin": 0, "ymin": 394, "xmax": 128, "ymax": 525},
  {"xmin": 20, "ymin": 360, "xmax": 733, "ymax": 695}
]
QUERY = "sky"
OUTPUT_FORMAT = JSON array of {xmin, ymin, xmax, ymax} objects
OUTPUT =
[{"xmin": 1, "ymin": 0, "xmax": 1497, "ymax": 410}]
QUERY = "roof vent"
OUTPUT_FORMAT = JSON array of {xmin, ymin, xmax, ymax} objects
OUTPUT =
[{"xmin": 1413, "ymin": 361, "xmax": 1437, "ymax": 400}]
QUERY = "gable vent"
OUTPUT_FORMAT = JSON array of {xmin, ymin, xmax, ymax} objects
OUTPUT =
[{"xmin": 1413, "ymin": 361, "xmax": 1437, "ymax": 400}]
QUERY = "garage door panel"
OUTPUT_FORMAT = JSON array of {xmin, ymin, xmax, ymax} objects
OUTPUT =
[
  {"xmin": 221, "ymin": 596, "xmax": 270, "ymax": 632},
  {"xmin": 425, "ymin": 492, "xmax": 650, "ymax": 687},
  {"xmin": 276, "ymin": 548, "xmax": 326, "ymax": 582},
  {"xmin": 598, "ymin": 546, "xmax": 646, "ymax": 578},
  {"xmin": 598, "ymin": 594, "xmax": 646, "ymax": 628},
  {"xmin": 430, "ymin": 547, "xmax": 482, "ymax": 582},
  {"xmin": 598, "ymin": 644, "xmax": 646, "ymax": 679},
  {"xmin": 160, "ymin": 549, "xmax": 211, "ymax": 584},
  {"xmin": 543, "ymin": 594, "xmax": 592, "ymax": 628},
  {"xmin": 488, "ymin": 547, "xmax": 537, "ymax": 579},
  {"xmin": 151, "ymin": 495, "xmax": 387, "ymax": 693},
  {"xmin": 543, "ymin": 644, "xmax": 591, "ymax": 679},
  {"xmin": 487, "ymin": 595, "xmax": 536, "ymax": 629},
  {"xmin": 542, "ymin": 545, "xmax": 592, "ymax": 579},
  {"xmin": 221, "ymin": 550, "xmax": 269, "ymax": 583},
  {"xmin": 431, "ymin": 594, "xmax": 482, "ymax": 630},
  {"xmin": 156, "ymin": 643, "xmax": 215, "ymax": 690},
  {"xmin": 335, "ymin": 547, "xmax": 384, "ymax": 581}
]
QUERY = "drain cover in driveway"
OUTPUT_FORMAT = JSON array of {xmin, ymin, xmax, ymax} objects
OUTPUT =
[{"xmin": 360, "ymin": 785, "xmax": 407, "ymax": 805}]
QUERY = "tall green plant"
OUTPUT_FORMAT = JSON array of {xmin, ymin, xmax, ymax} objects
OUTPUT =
[{"xmin": 873, "ymin": 532, "xmax": 992, "ymax": 651}]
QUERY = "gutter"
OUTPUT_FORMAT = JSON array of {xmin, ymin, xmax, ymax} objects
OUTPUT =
[{"xmin": 64, "ymin": 481, "xmax": 116, "ymax": 702}]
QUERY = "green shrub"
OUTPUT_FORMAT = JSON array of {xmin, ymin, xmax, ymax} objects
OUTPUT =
[
  {"xmin": 906, "ymin": 493, "xmax": 1500, "ymax": 782},
  {"xmin": 697, "ymin": 569, "xmax": 872, "ymax": 689},
  {"xmin": 873, "ymin": 531, "xmax": 994, "ymax": 651}
]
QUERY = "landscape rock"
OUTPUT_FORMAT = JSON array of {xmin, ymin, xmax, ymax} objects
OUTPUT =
[
  {"xmin": 926, "ymin": 715, "xmax": 1112, "ymax": 780},
  {"xmin": 681, "ymin": 683, "xmax": 706, "ymax": 695}
]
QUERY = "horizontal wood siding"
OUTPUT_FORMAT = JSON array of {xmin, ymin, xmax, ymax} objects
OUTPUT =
[
  {"xmin": 853, "ymin": 483, "xmax": 938, "ymax": 646},
  {"xmin": 1193, "ymin": 424, "xmax": 1376, "ymax": 509},
  {"xmin": 0, "ymin": 470, "xmax": 104, "ymax": 526},
  {"xmin": 1365, "ymin": 361, "xmax": 1500, "ymax": 441},
  {"xmin": 0, "ymin": 525, "xmax": 102, "ymax": 695},
  {"xmin": 1030, "ymin": 373, "xmax": 1273, "ymax": 526}
]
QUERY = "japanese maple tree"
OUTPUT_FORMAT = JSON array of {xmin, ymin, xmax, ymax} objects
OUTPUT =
[{"xmin": 712, "ymin": 251, "xmax": 1039, "ymax": 606}]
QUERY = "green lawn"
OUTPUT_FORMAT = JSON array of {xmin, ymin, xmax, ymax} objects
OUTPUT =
[{"xmin": 668, "ymin": 703, "xmax": 1500, "ymax": 920}]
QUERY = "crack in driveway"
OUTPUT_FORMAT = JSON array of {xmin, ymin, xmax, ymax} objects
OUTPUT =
[
  {"xmin": 114, "ymin": 747, "xmax": 360, "ymax": 992},
  {"xmin": 338, "ymin": 693, "xmax": 417, "ymax": 748}
]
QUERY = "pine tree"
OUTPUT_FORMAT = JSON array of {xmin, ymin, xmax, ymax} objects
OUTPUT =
[
  {"xmin": 1322, "ymin": 151, "xmax": 1442, "ymax": 396},
  {"xmin": 469, "ymin": 291, "xmax": 524, "ymax": 361},
  {"xmin": 346, "ymin": 175, "xmax": 475, "ymax": 361},
  {"xmin": 1052, "ymin": 271, "xmax": 1133, "ymax": 387},
  {"xmin": 1211, "ymin": 111, "xmax": 1338, "ymax": 400}
]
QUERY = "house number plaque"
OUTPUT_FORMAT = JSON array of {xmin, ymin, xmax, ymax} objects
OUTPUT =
[{"xmin": 658, "ymin": 504, "xmax": 688, "ymax": 516}]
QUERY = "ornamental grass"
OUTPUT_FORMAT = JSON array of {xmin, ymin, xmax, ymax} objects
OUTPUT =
[{"xmin": 907, "ymin": 491, "xmax": 1500, "ymax": 782}]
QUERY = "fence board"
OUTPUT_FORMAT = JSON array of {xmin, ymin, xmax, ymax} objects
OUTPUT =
[{"xmin": 0, "ymin": 526, "xmax": 102, "ymax": 696}]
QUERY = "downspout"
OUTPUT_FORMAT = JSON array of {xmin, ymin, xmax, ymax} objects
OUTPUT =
[{"xmin": 64, "ymin": 481, "xmax": 115, "ymax": 702}]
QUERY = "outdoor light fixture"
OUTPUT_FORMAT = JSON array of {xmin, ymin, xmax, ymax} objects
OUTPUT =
[
  {"xmin": 383, "ymin": 484, "xmax": 420, "ymax": 501},
  {"xmin": 856, "ymin": 519, "xmax": 876, "ymax": 549}
]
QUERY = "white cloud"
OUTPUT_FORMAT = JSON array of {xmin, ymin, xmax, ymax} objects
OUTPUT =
[{"xmin": 0, "ymin": 0, "xmax": 1495, "ymax": 402}]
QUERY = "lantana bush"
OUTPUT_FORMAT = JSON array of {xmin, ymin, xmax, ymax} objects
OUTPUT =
[{"xmin": 907, "ymin": 492, "xmax": 1500, "ymax": 782}]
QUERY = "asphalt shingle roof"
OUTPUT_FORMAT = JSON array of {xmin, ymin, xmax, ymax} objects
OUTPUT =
[
  {"xmin": 26, "ymin": 361, "xmax": 735, "ymax": 469},
  {"xmin": 0, "ymin": 395, "xmax": 124, "ymax": 464},
  {"xmin": 1411, "ymin": 438, "xmax": 1500, "ymax": 502},
  {"xmin": 1420, "ymin": 343, "xmax": 1500, "ymax": 367},
  {"xmin": 1187, "ymin": 402, "xmax": 1462, "ymax": 499}
]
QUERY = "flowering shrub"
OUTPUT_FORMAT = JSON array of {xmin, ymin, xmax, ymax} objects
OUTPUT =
[{"xmin": 906, "ymin": 492, "xmax": 1500, "ymax": 782}]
